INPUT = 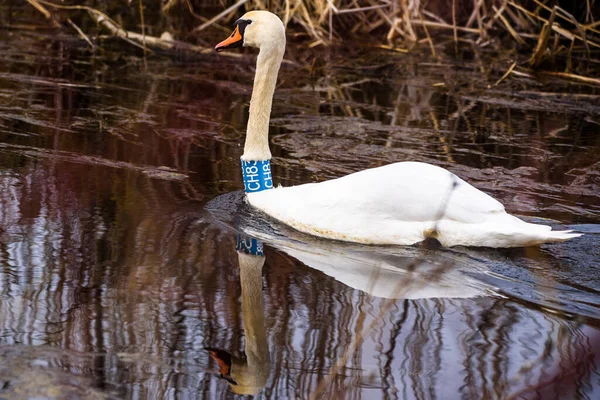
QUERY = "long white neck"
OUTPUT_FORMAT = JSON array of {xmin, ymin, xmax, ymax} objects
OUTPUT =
[
  {"xmin": 242, "ymin": 43, "xmax": 285, "ymax": 161},
  {"xmin": 237, "ymin": 252, "xmax": 270, "ymax": 371}
]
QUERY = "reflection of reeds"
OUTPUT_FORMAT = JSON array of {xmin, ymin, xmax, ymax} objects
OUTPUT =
[
  {"xmin": 3, "ymin": 6, "xmax": 600, "ymax": 398},
  {"xmin": 309, "ymin": 257, "xmax": 456, "ymax": 400},
  {"xmin": 1, "ymin": 157, "xmax": 598, "ymax": 397}
]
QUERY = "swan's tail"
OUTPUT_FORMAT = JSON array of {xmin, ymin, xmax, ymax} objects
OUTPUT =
[
  {"xmin": 536, "ymin": 229, "xmax": 582, "ymax": 242},
  {"xmin": 438, "ymin": 214, "xmax": 583, "ymax": 247},
  {"xmin": 493, "ymin": 215, "xmax": 583, "ymax": 247}
]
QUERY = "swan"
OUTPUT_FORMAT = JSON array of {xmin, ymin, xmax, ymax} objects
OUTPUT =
[
  {"xmin": 215, "ymin": 10, "xmax": 582, "ymax": 248},
  {"xmin": 240, "ymin": 229, "xmax": 494, "ymax": 299},
  {"xmin": 207, "ymin": 251, "xmax": 270, "ymax": 395},
  {"xmin": 205, "ymin": 193, "xmax": 495, "ymax": 299}
]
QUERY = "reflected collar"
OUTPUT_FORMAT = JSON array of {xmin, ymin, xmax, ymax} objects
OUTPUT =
[{"xmin": 236, "ymin": 234, "xmax": 263, "ymax": 256}]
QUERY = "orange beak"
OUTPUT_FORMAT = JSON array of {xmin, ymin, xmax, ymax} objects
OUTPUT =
[
  {"xmin": 215, "ymin": 26, "xmax": 244, "ymax": 52},
  {"xmin": 207, "ymin": 348, "xmax": 238, "ymax": 385}
]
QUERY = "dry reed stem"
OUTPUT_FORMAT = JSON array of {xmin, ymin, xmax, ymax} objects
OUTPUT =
[
  {"xmin": 193, "ymin": 0, "xmax": 249, "ymax": 33},
  {"xmin": 491, "ymin": 61, "xmax": 517, "ymax": 87},
  {"xmin": 508, "ymin": 1, "xmax": 600, "ymax": 49},
  {"xmin": 283, "ymin": 0, "xmax": 291, "ymax": 27},
  {"xmin": 452, "ymin": 0, "xmax": 458, "ymax": 55},
  {"xmin": 529, "ymin": 7, "xmax": 555, "ymax": 67},
  {"xmin": 540, "ymin": 71, "xmax": 600, "ymax": 86},
  {"xmin": 371, "ymin": 44, "xmax": 408, "ymax": 53},
  {"xmin": 66, "ymin": 18, "xmax": 94, "ymax": 49},
  {"xmin": 402, "ymin": 1, "xmax": 418, "ymax": 42},
  {"xmin": 419, "ymin": 9, "xmax": 436, "ymax": 57},
  {"xmin": 409, "ymin": 20, "xmax": 481, "ymax": 34},
  {"xmin": 26, "ymin": 0, "xmax": 251, "ymax": 59},
  {"xmin": 24, "ymin": 0, "xmax": 599, "ymax": 81},
  {"xmin": 26, "ymin": 0, "xmax": 59, "ymax": 27},
  {"xmin": 161, "ymin": 0, "xmax": 178, "ymax": 13},
  {"xmin": 493, "ymin": 4, "xmax": 526, "ymax": 44},
  {"xmin": 309, "ymin": 258, "xmax": 456, "ymax": 400},
  {"xmin": 26, "ymin": 0, "xmax": 50, "ymax": 19},
  {"xmin": 138, "ymin": 0, "xmax": 147, "ymax": 69},
  {"xmin": 25, "ymin": 0, "xmax": 600, "ymax": 53},
  {"xmin": 466, "ymin": 0, "xmax": 482, "ymax": 29},
  {"xmin": 180, "ymin": 0, "xmax": 228, "ymax": 32}
]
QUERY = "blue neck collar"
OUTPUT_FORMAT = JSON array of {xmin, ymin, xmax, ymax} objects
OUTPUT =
[
  {"xmin": 236, "ymin": 234, "xmax": 264, "ymax": 256},
  {"xmin": 241, "ymin": 159, "xmax": 273, "ymax": 193}
]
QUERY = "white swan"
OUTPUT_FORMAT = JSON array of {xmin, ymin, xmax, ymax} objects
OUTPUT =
[
  {"xmin": 237, "ymin": 227, "xmax": 494, "ymax": 299},
  {"xmin": 215, "ymin": 10, "xmax": 581, "ymax": 248},
  {"xmin": 208, "ymin": 251, "xmax": 270, "ymax": 395}
]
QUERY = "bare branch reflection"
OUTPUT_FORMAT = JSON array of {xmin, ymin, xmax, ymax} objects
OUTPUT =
[{"xmin": 0, "ymin": 21, "xmax": 599, "ymax": 399}]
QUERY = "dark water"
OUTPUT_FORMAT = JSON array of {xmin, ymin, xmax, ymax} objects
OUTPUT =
[{"xmin": 1, "ymin": 26, "xmax": 600, "ymax": 400}]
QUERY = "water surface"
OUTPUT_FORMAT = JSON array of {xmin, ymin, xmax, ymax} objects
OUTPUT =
[{"xmin": 0, "ymin": 26, "xmax": 599, "ymax": 399}]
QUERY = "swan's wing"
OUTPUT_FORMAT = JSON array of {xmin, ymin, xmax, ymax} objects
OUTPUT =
[
  {"xmin": 253, "ymin": 162, "xmax": 504, "ymax": 222},
  {"xmin": 247, "ymin": 162, "xmax": 508, "ymax": 244},
  {"xmin": 248, "ymin": 162, "xmax": 579, "ymax": 246},
  {"xmin": 442, "ymin": 174, "xmax": 506, "ymax": 223},
  {"xmin": 365, "ymin": 162, "xmax": 507, "ymax": 223}
]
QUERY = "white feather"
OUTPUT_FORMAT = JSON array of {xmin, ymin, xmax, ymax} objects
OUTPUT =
[{"xmin": 248, "ymin": 162, "xmax": 581, "ymax": 247}]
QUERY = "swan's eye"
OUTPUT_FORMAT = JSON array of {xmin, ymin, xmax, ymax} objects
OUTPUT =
[{"xmin": 236, "ymin": 19, "xmax": 252, "ymax": 37}]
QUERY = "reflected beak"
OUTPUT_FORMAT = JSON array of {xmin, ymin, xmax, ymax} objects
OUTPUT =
[
  {"xmin": 207, "ymin": 347, "xmax": 238, "ymax": 385},
  {"xmin": 215, "ymin": 26, "xmax": 244, "ymax": 52}
]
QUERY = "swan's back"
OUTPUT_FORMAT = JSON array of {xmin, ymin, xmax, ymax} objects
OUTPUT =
[{"xmin": 247, "ymin": 162, "xmax": 579, "ymax": 247}]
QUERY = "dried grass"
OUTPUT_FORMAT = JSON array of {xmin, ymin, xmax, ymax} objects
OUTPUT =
[{"xmin": 22, "ymin": 1, "xmax": 600, "ymax": 78}]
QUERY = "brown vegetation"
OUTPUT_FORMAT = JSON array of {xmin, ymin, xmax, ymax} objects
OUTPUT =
[{"xmin": 16, "ymin": 1, "xmax": 599, "ymax": 76}]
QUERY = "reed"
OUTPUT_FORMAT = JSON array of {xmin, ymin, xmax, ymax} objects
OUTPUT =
[
  {"xmin": 23, "ymin": 1, "xmax": 599, "ymax": 73},
  {"xmin": 193, "ymin": 0, "xmax": 599, "ymax": 67}
]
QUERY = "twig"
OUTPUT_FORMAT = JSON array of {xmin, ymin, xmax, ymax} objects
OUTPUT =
[
  {"xmin": 181, "ymin": 0, "xmax": 229, "ymax": 32},
  {"xmin": 541, "ymin": 71, "xmax": 600, "ymax": 85},
  {"xmin": 419, "ymin": 10, "xmax": 436, "ymax": 57},
  {"xmin": 27, "ymin": 0, "xmax": 247, "ymax": 58},
  {"xmin": 491, "ymin": 61, "xmax": 517, "ymax": 87},
  {"xmin": 452, "ymin": 0, "xmax": 458, "ymax": 55},
  {"xmin": 138, "ymin": 0, "xmax": 147, "ymax": 69},
  {"xmin": 25, "ymin": 0, "xmax": 59, "ymax": 27},
  {"xmin": 192, "ymin": 0, "xmax": 249, "ymax": 33},
  {"xmin": 493, "ymin": 4, "xmax": 526, "ymax": 44},
  {"xmin": 67, "ymin": 18, "xmax": 94, "ymax": 49}
]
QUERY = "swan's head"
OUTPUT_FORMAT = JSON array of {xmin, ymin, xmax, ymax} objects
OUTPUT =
[
  {"xmin": 207, "ymin": 348, "xmax": 269, "ymax": 395},
  {"xmin": 215, "ymin": 11, "xmax": 285, "ymax": 53}
]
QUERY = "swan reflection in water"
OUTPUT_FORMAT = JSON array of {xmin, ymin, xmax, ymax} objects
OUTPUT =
[
  {"xmin": 203, "ymin": 197, "xmax": 598, "ymax": 398},
  {"xmin": 207, "ymin": 237, "xmax": 270, "ymax": 396},
  {"xmin": 206, "ymin": 230, "xmax": 498, "ymax": 395}
]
